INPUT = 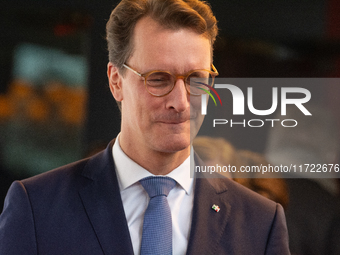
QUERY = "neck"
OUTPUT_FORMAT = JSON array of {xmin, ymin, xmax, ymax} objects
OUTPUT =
[{"xmin": 119, "ymin": 135, "xmax": 190, "ymax": 175}]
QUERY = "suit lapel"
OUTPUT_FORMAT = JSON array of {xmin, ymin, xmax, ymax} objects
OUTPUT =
[
  {"xmin": 186, "ymin": 158, "xmax": 231, "ymax": 255},
  {"xmin": 77, "ymin": 144, "xmax": 230, "ymax": 255},
  {"xmin": 79, "ymin": 141, "xmax": 134, "ymax": 255}
]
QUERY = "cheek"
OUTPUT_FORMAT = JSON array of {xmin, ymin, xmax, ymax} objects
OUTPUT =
[
  {"xmin": 190, "ymin": 96, "xmax": 202, "ymax": 117},
  {"xmin": 190, "ymin": 96, "xmax": 205, "ymax": 136},
  {"xmin": 124, "ymin": 93, "xmax": 154, "ymax": 127},
  {"xmin": 122, "ymin": 81, "xmax": 146, "ymax": 112}
]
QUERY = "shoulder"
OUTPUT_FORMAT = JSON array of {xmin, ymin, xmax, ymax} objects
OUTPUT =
[
  {"xmin": 225, "ymin": 177, "xmax": 278, "ymax": 211},
  {"xmin": 206, "ymin": 176, "xmax": 287, "ymax": 234},
  {"xmin": 17, "ymin": 156, "xmax": 92, "ymax": 200},
  {"xmin": 221, "ymin": 178, "xmax": 289, "ymax": 253},
  {"xmin": 1, "ymin": 145, "xmax": 114, "ymax": 227},
  {"xmin": 21, "ymin": 141, "xmax": 115, "ymax": 192},
  {"xmin": 195, "ymin": 175, "xmax": 285, "ymax": 230},
  {"xmin": 10, "ymin": 142, "xmax": 113, "ymax": 205},
  {"xmin": 193, "ymin": 176, "xmax": 290, "ymax": 254},
  {"xmin": 206, "ymin": 176, "xmax": 279, "ymax": 213},
  {"xmin": 23, "ymin": 157, "xmax": 89, "ymax": 186},
  {"xmin": 194, "ymin": 153, "xmax": 278, "ymax": 213},
  {"xmin": 223, "ymin": 177, "xmax": 287, "ymax": 229}
]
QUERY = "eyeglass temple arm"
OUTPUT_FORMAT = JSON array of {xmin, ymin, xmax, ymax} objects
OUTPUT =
[
  {"xmin": 123, "ymin": 63, "xmax": 218, "ymax": 77},
  {"xmin": 211, "ymin": 64, "xmax": 219, "ymax": 76},
  {"xmin": 123, "ymin": 64, "xmax": 142, "ymax": 77}
]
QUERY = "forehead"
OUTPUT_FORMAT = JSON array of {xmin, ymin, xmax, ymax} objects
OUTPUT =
[{"xmin": 130, "ymin": 16, "xmax": 211, "ymax": 72}]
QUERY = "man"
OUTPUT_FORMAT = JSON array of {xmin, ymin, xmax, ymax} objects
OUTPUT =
[{"xmin": 0, "ymin": 0, "xmax": 290, "ymax": 254}]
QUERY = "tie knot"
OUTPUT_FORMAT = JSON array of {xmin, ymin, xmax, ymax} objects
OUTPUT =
[{"xmin": 140, "ymin": 176, "xmax": 176, "ymax": 198}]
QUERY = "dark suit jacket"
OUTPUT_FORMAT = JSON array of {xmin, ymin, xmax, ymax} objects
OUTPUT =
[{"xmin": 0, "ymin": 140, "xmax": 290, "ymax": 254}]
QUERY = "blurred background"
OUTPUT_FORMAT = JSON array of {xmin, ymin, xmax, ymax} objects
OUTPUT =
[{"xmin": 0, "ymin": 0, "xmax": 340, "ymax": 254}]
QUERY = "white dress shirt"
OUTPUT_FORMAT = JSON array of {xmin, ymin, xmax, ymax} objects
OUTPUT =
[{"xmin": 112, "ymin": 135, "xmax": 195, "ymax": 255}]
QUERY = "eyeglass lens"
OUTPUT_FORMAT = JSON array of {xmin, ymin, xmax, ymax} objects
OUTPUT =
[{"xmin": 145, "ymin": 70, "xmax": 214, "ymax": 96}]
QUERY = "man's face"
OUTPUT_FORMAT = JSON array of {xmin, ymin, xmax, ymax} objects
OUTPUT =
[{"xmin": 115, "ymin": 16, "xmax": 211, "ymax": 156}]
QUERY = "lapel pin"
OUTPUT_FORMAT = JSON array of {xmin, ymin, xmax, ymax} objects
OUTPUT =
[{"xmin": 212, "ymin": 204, "xmax": 220, "ymax": 212}]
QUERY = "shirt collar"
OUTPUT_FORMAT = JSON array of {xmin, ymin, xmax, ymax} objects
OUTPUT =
[{"xmin": 112, "ymin": 133, "xmax": 193, "ymax": 195}]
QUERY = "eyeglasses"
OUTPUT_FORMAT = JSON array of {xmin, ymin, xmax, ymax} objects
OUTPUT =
[{"xmin": 123, "ymin": 63, "xmax": 219, "ymax": 97}]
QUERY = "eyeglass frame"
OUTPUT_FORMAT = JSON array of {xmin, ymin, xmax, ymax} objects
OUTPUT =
[{"xmin": 122, "ymin": 63, "xmax": 219, "ymax": 97}]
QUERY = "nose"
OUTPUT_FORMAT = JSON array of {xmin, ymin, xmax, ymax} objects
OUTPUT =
[{"xmin": 165, "ymin": 78, "xmax": 190, "ymax": 112}]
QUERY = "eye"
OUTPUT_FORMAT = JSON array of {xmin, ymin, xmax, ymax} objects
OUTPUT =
[
  {"xmin": 188, "ymin": 71, "xmax": 210, "ymax": 81},
  {"xmin": 188, "ymin": 71, "xmax": 210, "ymax": 79},
  {"xmin": 188, "ymin": 71, "xmax": 211, "ymax": 87},
  {"xmin": 146, "ymin": 72, "xmax": 172, "ymax": 87}
]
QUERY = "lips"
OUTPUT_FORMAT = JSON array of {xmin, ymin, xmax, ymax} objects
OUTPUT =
[
  {"xmin": 154, "ymin": 111, "xmax": 197, "ymax": 123},
  {"xmin": 160, "ymin": 120, "xmax": 188, "ymax": 124}
]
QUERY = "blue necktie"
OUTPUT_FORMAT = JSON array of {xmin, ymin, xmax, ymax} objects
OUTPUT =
[{"xmin": 139, "ymin": 176, "xmax": 176, "ymax": 255}]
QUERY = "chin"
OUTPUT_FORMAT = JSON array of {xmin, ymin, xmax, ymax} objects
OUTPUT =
[{"xmin": 155, "ymin": 135, "xmax": 190, "ymax": 153}]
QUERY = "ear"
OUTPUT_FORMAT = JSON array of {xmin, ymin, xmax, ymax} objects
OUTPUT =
[{"xmin": 107, "ymin": 62, "xmax": 123, "ymax": 102}]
